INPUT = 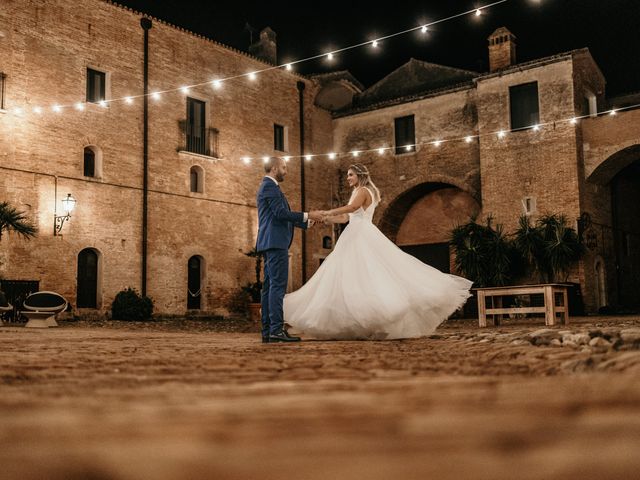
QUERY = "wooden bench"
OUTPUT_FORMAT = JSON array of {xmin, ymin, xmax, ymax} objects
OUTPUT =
[{"xmin": 475, "ymin": 284, "xmax": 570, "ymax": 327}]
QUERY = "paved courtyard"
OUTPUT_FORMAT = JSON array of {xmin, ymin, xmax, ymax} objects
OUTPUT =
[{"xmin": 1, "ymin": 316, "xmax": 639, "ymax": 479}]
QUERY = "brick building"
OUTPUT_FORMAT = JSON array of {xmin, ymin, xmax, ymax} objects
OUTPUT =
[{"xmin": 1, "ymin": 1, "xmax": 638, "ymax": 316}]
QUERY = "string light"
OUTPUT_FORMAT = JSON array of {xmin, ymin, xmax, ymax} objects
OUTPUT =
[
  {"xmin": 378, "ymin": 148, "xmax": 386, "ymax": 155},
  {"xmin": 33, "ymin": 107, "xmax": 42, "ymax": 114},
  {"xmin": 570, "ymin": 117, "xmax": 578, "ymax": 125},
  {"xmin": 532, "ymin": 124, "xmax": 540, "ymax": 131},
  {"xmin": 242, "ymin": 157, "xmax": 251, "ymax": 164},
  {"xmin": 405, "ymin": 145, "xmax": 413, "ymax": 151},
  {"xmin": 262, "ymin": 156, "xmax": 269, "ymax": 163},
  {"xmin": 433, "ymin": 140, "xmax": 442, "ymax": 147},
  {"xmin": 352, "ymin": 151, "xmax": 360, "ymax": 157},
  {"xmin": 10, "ymin": 1, "xmax": 511, "ymax": 113},
  {"xmin": 475, "ymin": 9, "xmax": 482, "ymax": 16},
  {"xmin": 497, "ymin": 130, "xmax": 506, "ymax": 138},
  {"xmin": 52, "ymin": 105, "xmax": 61, "ymax": 112},
  {"xmin": 465, "ymin": 136, "xmax": 473, "ymax": 143},
  {"xmin": 125, "ymin": 96, "xmax": 133, "ymax": 104},
  {"xmin": 99, "ymin": 100, "xmax": 107, "ymax": 108},
  {"xmin": 75, "ymin": 102, "xmax": 85, "ymax": 111},
  {"xmin": 305, "ymin": 154, "xmax": 313, "ymax": 161},
  {"xmin": 212, "ymin": 80, "xmax": 222, "ymax": 89},
  {"xmin": 329, "ymin": 153, "xmax": 336, "ymax": 160},
  {"xmin": 609, "ymin": 109, "xmax": 617, "ymax": 116}
]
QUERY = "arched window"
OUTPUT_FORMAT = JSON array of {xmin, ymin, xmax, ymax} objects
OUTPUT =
[
  {"xmin": 83, "ymin": 145, "xmax": 102, "ymax": 178},
  {"xmin": 187, "ymin": 255, "xmax": 203, "ymax": 309},
  {"xmin": 77, "ymin": 248, "xmax": 100, "ymax": 308},
  {"xmin": 84, "ymin": 147, "xmax": 95, "ymax": 177},
  {"xmin": 190, "ymin": 165, "xmax": 204, "ymax": 193}
]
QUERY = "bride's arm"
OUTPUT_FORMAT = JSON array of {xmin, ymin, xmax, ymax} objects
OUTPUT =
[
  {"xmin": 323, "ymin": 188, "xmax": 369, "ymax": 217},
  {"xmin": 323, "ymin": 213, "xmax": 349, "ymax": 224}
]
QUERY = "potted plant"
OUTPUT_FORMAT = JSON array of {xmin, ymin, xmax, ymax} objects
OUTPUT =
[{"xmin": 241, "ymin": 248, "xmax": 263, "ymax": 322}]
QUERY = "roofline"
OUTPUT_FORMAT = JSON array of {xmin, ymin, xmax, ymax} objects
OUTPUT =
[
  {"xmin": 334, "ymin": 81, "xmax": 476, "ymax": 118},
  {"xmin": 101, "ymin": 1, "xmax": 312, "ymax": 83},
  {"xmin": 335, "ymin": 48, "xmax": 601, "ymax": 118}
]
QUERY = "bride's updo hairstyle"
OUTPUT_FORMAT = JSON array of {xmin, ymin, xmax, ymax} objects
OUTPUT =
[{"xmin": 349, "ymin": 163, "xmax": 381, "ymax": 204}]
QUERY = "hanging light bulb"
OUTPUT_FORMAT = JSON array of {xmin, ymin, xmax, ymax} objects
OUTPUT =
[
  {"xmin": 327, "ymin": 52, "xmax": 334, "ymax": 61},
  {"xmin": 99, "ymin": 100, "xmax": 107, "ymax": 108},
  {"xmin": 151, "ymin": 92, "xmax": 161, "ymax": 101},
  {"xmin": 52, "ymin": 105, "xmax": 62, "ymax": 113},
  {"xmin": 421, "ymin": 25, "xmax": 428, "ymax": 34},
  {"xmin": 262, "ymin": 156, "xmax": 270, "ymax": 163},
  {"xmin": 570, "ymin": 117, "xmax": 578, "ymax": 125},
  {"xmin": 305, "ymin": 154, "xmax": 313, "ymax": 161},
  {"xmin": 433, "ymin": 140, "xmax": 442, "ymax": 147},
  {"xmin": 352, "ymin": 151, "xmax": 360, "ymax": 157},
  {"xmin": 378, "ymin": 148, "xmax": 385, "ymax": 155},
  {"xmin": 180, "ymin": 86, "xmax": 190, "ymax": 94},
  {"xmin": 465, "ymin": 136, "xmax": 473, "ymax": 143},
  {"xmin": 33, "ymin": 106, "xmax": 42, "ymax": 114},
  {"xmin": 212, "ymin": 80, "xmax": 222, "ymax": 89},
  {"xmin": 248, "ymin": 72, "xmax": 257, "ymax": 81},
  {"xmin": 371, "ymin": 40, "xmax": 378, "ymax": 48},
  {"xmin": 125, "ymin": 96, "xmax": 134, "ymax": 104},
  {"xmin": 283, "ymin": 156, "xmax": 291, "ymax": 162},
  {"xmin": 242, "ymin": 157, "xmax": 251, "ymax": 165},
  {"xmin": 75, "ymin": 102, "xmax": 85, "ymax": 111},
  {"xmin": 285, "ymin": 63, "xmax": 292, "ymax": 71},
  {"xmin": 498, "ymin": 130, "xmax": 506, "ymax": 138},
  {"xmin": 328, "ymin": 153, "xmax": 336, "ymax": 160},
  {"xmin": 475, "ymin": 9, "xmax": 482, "ymax": 16}
]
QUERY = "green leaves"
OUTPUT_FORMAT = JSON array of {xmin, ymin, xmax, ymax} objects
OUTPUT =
[
  {"xmin": 451, "ymin": 214, "xmax": 583, "ymax": 287},
  {"xmin": 0, "ymin": 201, "xmax": 38, "ymax": 241}
]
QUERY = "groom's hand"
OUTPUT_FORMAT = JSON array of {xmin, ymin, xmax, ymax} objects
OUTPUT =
[{"xmin": 308, "ymin": 210, "xmax": 325, "ymax": 222}]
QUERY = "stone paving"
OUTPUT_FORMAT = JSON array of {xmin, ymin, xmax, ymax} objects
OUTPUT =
[{"xmin": 0, "ymin": 316, "xmax": 639, "ymax": 479}]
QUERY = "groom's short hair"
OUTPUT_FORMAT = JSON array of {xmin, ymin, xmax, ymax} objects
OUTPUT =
[{"xmin": 264, "ymin": 156, "xmax": 281, "ymax": 173}]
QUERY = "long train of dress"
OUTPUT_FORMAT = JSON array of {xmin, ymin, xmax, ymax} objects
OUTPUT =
[{"xmin": 284, "ymin": 189, "xmax": 472, "ymax": 340}]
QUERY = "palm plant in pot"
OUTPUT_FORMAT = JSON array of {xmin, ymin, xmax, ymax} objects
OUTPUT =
[{"xmin": 241, "ymin": 248, "xmax": 263, "ymax": 322}]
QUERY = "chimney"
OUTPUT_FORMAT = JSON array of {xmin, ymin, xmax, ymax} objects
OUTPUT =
[
  {"xmin": 248, "ymin": 27, "xmax": 277, "ymax": 65},
  {"xmin": 488, "ymin": 27, "xmax": 516, "ymax": 72}
]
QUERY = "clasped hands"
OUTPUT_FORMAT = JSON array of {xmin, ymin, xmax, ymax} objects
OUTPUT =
[{"xmin": 307, "ymin": 210, "xmax": 332, "ymax": 227}]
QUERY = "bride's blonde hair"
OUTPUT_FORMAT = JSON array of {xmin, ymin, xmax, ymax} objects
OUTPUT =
[{"xmin": 349, "ymin": 163, "xmax": 381, "ymax": 204}]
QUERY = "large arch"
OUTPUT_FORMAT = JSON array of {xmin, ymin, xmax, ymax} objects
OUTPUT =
[
  {"xmin": 587, "ymin": 144, "xmax": 640, "ymax": 185},
  {"xmin": 379, "ymin": 182, "xmax": 479, "ymax": 242},
  {"xmin": 379, "ymin": 182, "xmax": 480, "ymax": 273}
]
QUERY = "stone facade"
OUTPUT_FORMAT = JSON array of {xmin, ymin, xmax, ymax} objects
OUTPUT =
[{"xmin": 1, "ymin": 1, "xmax": 638, "ymax": 316}]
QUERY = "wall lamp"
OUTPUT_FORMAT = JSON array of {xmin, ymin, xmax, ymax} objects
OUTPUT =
[{"xmin": 54, "ymin": 193, "xmax": 76, "ymax": 235}]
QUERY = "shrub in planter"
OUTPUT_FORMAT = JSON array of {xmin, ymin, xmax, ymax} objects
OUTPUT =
[{"xmin": 111, "ymin": 287, "xmax": 153, "ymax": 321}]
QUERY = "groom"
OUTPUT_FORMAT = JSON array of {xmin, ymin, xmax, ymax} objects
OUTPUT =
[{"xmin": 256, "ymin": 157, "xmax": 323, "ymax": 343}]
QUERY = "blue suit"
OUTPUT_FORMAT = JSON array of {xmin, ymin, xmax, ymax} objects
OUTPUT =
[{"xmin": 256, "ymin": 177, "xmax": 307, "ymax": 336}]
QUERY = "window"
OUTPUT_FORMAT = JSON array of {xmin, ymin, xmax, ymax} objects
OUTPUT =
[
  {"xmin": 0, "ymin": 72, "xmax": 6, "ymax": 110},
  {"xmin": 186, "ymin": 97, "xmax": 207, "ymax": 155},
  {"xmin": 583, "ymin": 90, "xmax": 597, "ymax": 117},
  {"xmin": 187, "ymin": 256, "xmax": 202, "ymax": 309},
  {"xmin": 509, "ymin": 82, "xmax": 539, "ymax": 130},
  {"xmin": 83, "ymin": 147, "xmax": 95, "ymax": 177},
  {"xmin": 86, "ymin": 68, "xmax": 106, "ymax": 103},
  {"xmin": 274, "ymin": 124, "xmax": 286, "ymax": 152},
  {"xmin": 394, "ymin": 115, "xmax": 415, "ymax": 154},
  {"xmin": 522, "ymin": 196, "xmax": 536, "ymax": 216},
  {"xmin": 189, "ymin": 165, "xmax": 203, "ymax": 193}
]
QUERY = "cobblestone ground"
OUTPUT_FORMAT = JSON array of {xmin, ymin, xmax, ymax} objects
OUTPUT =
[{"xmin": 1, "ymin": 316, "xmax": 639, "ymax": 480}]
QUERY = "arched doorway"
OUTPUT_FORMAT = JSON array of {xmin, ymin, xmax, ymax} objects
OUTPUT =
[
  {"xmin": 187, "ymin": 255, "xmax": 203, "ymax": 309},
  {"xmin": 610, "ymin": 158, "xmax": 640, "ymax": 307},
  {"xmin": 77, "ymin": 248, "xmax": 99, "ymax": 308},
  {"xmin": 380, "ymin": 183, "xmax": 480, "ymax": 272}
]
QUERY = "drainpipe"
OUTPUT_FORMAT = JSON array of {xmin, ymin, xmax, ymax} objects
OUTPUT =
[
  {"xmin": 297, "ymin": 81, "xmax": 307, "ymax": 282},
  {"xmin": 141, "ymin": 17, "xmax": 152, "ymax": 296}
]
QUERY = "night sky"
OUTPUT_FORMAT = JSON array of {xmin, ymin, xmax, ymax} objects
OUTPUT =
[{"xmin": 114, "ymin": 0, "xmax": 640, "ymax": 96}]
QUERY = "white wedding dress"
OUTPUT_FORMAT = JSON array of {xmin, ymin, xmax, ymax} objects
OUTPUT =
[{"xmin": 284, "ymin": 188, "xmax": 473, "ymax": 340}]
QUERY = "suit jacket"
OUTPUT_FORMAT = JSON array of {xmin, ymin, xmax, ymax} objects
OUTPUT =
[{"xmin": 256, "ymin": 177, "xmax": 307, "ymax": 252}]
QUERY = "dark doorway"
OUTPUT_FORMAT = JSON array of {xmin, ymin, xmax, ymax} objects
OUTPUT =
[
  {"xmin": 77, "ymin": 248, "xmax": 98, "ymax": 308},
  {"xmin": 187, "ymin": 256, "xmax": 202, "ymax": 309},
  {"xmin": 611, "ymin": 158, "xmax": 640, "ymax": 308},
  {"xmin": 400, "ymin": 242, "xmax": 450, "ymax": 273}
]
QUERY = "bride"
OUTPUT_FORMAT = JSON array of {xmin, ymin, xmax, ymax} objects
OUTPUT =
[{"xmin": 284, "ymin": 163, "xmax": 473, "ymax": 340}]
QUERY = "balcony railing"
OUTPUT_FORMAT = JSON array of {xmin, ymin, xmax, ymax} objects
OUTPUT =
[{"xmin": 180, "ymin": 124, "xmax": 219, "ymax": 158}]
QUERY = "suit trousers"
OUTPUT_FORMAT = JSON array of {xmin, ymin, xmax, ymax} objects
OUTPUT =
[{"xmin": 261, "ymin": 248, "xmax": 289, "ymax": 336}]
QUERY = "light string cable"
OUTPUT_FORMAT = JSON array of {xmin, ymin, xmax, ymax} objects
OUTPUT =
[{"xmin": 15, "ymin": 0, "xmax": 510, "ymax": 113}]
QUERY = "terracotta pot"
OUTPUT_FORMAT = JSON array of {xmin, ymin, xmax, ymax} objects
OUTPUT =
[{"xmin": 248, "ymin": 303, "xmax": 261, "ymax": 323}]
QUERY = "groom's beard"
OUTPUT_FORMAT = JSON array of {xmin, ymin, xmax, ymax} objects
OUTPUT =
[{"xmin": 275, "ymin": 173, "xmax": 285, "ymax": 182}]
